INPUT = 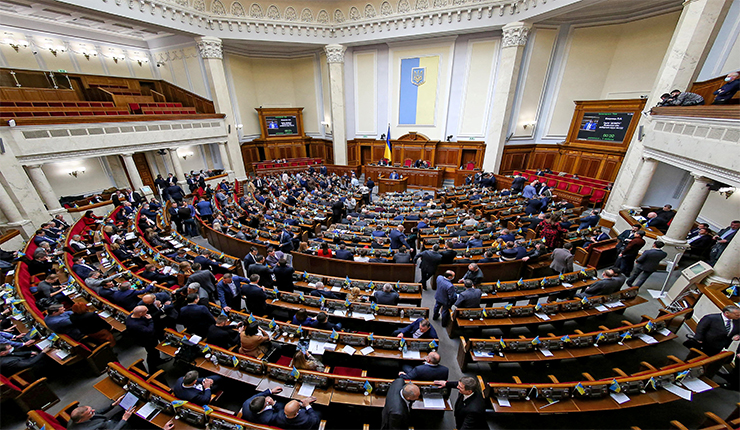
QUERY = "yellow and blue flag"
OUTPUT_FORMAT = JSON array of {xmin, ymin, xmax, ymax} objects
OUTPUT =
[
  {"xmin": 499, "ymin": 337, "xmax": 506, "ymax": 348},
  {"xmin": 517, "ymin": 278, "xmax": 523, "ymax": 286},
  {"xmin": 247, "ymin": 314, "xmax": 256, "ymax": 324},
  {"xmin": 299, "ymin": 292, "xmax": 305, "ymax": 302},
  {"xmin": 620, "ymin": 331, "xmax": 632, "ymax": 342},
  {"xmin": 296, "ymin": 325, "xmax": 303, "ymax": 335},
  {"xmin": 609, "ymin": 379, "xmax": 621, "ymax": 393},
  {"xmin": 203, "ymin": 405, "xmax": 213, "ymax": 415},
  {"xmin": 581, "ymin": 296, "xmax": 589, "ymax": 305},
  {"xmin": 481, "ymin": 308, "xmax": 488, "ymax": 317},
  {"xmin": 290, "ymin": 367, "xmax": 301, "ymax": 379},
  {"xmin": 504, "ymin": 304, "xmax": 513, "ymax": 311},
  {"xmin": 676, "ymin": 370, "xmax": 690, "ymax": 381},
  {"xmin": 370, "ymin": 302, "xmax": 378, "ymax": 311},
  {"xmin": 399, "ymin": 57, "xmax": 439, "ymax": 126},
  {"xmin": 725, "ymin": 285, "xmax": 739, "ymax": 296},
  {"xmin": 574, "ymin": 382, "xmax": 585, "ymax": 395},
  {"xmin": 646, "ymin": 377, "xmax": 656, "ymax": 390},
  {"xmin": 596, "ymin": 333, "xmax": 606, "ymax": 343},
  {"xmin": 429, "ymin": 340, "xmax": 438, "ymax": 349},
  {"xmin": 534, "ymin": 303, "xmax": 542, "ymax": 312},
  {"xmin": 231, "ymin": 355, "xmax": 239, "ymax": 367},
  {"xmin": 561, "ymin": 335, "xmax": 571, "ymax": 343},
  {"xmin": 171, "ymin": 400, "xmax": 188, "ymax": 408},
  {"xmin": 384, "ymin": 124, "xmax": 392, "ymax": 160},
  {"xmin": 399, "ymin": 338, "xmax": 406, "ymax": 348},
  {"xmin": 28, "ymin": 327, "xmax": 39, "ymax": 338},
  {"xmin": 330, "ymin": 329, "xmax": 339, "ymax": 341},
  {"xmin": 269, "ymin": 319, "xmax": 277, "ymax": 329},
  {"xmin": 364, "ymin": 380, "xmax": 373, "ymax": 394},
  {"xmin": 48, "ymin": 333, "xmax": 59, "ymax": 342},
  {"xmin": 344, "ymin": 276, "xmax": 351, "ymax": 287},
  {"xmin": 367, "ymin": 333, "xmax": 374, "ymax": 341},
  {"xmin": 645, "ymin": 321, "xmax": 655, "ymax": 332},
  {"xmin": 202, "ymin": 344, "xmax": 211, "ymax": 354},
  {"xmin": 531, "ymin": 336, "xmax": 541, "ymax": 346},
  {"xmin": 540, "ymin": 277, "xmax": 547, "ymax": 287}
]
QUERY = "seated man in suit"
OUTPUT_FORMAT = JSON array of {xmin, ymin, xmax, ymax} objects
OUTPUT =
[
  {"xmin": 178, "ymin": 294, "xmax": 216, "ymax": 337},
  {"xmin": 112, "ymin": 282, "xmax": 153, "ymax": 312},
  {"xmin": 578, "ymin": 210, "xmax": 601, "ymax": 229},
  {"xmin": 693, "ymin": 305, "xmax": 740, "ymax": 356},
  {"xmin": 453, "ymin": 280, "xmax": 482, "ymax": 309},
  {"xmin": 67, "ymin": 398, "xmax": 135, "ymax": 430},
  {"xmin": 643, "ymin": 212, "xmax": 669, "ymax": 233},
  {"xmin": 685, "ymin": 227, "xmax": 714, "ymax": 259},
  {"xmin": 172, "ymin": 370, "xmax": 222, "ymax": 405},
  {"xmin": 576, "ymin": 268, "xmax": 622, "ymax": 298},
  {"xmin": 334, "ymin": 243, "xmax": 354, "ymax": 260},
  {"xmin": 459, "ymin": 263, "xmax": 484, "ymax": 286},
  {"xmin": 311, "ymin": 312, "xmax": 341, "ymax": 331},
  {"xmin": 654, "ymin": 204, "xmax": 676, "ymax": 222},
  {"xmin": 399, "ymin": 351, "xmax": 448, "ymax": 381},
  {"xmin": 207, "ymin": 315, "xmax": 240, "ymax": 349},
  {"xmin": 372, "ymin": 283, "xmax": 400, "ymax": 305},
  {"xmin": 393, "ymin": 246, "xmax": 412, "ymax": 263},
  {"xmin": 242, "ymin": 387, "xmax": 285, "ymax": 426},
  {"xmin": 72, "ymin": 256, "xmax": 97, "ymax": 280},
  {"xmin": 274, "ymin": 398, "xmax": 321, "ymax": 429},
  {"xmin": 393, "ymin": 318, "xmax": 438, "ymax": 339},
  {"xmin": 310, "ymin": 281, "xmax": 339, "ymax": 300}
]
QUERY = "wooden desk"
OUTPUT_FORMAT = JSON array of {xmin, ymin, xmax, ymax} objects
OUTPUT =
[
  {"xmin": 363, "ymin": 165, "xmax": 443, "ymax": 190},
  {"xmin": 377, "ymin": 177, "xmax": 408, "ymax": 193},
  {"xmin": 455, "ymin": 169, "xmax": 478, "ymax": 186}
]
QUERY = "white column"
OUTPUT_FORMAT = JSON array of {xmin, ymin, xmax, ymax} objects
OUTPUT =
[
  {"xmin": 121, "ymin": 153, "xmax": 145, "ymax": 191},
  {"xmin": 25, "ymin": 164, "xmax": 64, "ymax": 214},
  {"xmin": 169, "ymin": 148, "xmax": 187, "ymax": 185},
  {"xmin": 482, "ymin": 22, "xmax": 531, "ymax": 173},
  {"xmin": 0, "ymin": 182, "xmax": 33, "ymax": 239},
  {"xmin": 324, "ymin": 44, "xmax": 348, "ymax": 165},
  {"xmin": 707, "ymin": 233, "xmax": 740, "ymax": 284},
  {"xmin": 195, "ymin": 36, "xmax": 247, "ymax": 180},
  {"xmin": 622, "ymin": 158, "xmax": 660, "ymax": 210},
  {"xmin": 218, "ymin": 141, "xmax": 234, "ymax": 179},
  {"xmin": 662, "ymin": 174, "xmax": 712, "ymax": 245},
  {"xmin": 603, "ymin": 0, "xmax": 732, "ymax": 215}
]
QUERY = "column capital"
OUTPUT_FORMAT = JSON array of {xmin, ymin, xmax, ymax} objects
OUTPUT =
[
  {"xmin": 690, "ymin": 172, "xmax": 711, "ymax": 183},
  {"xmin": 169, "ymin": 147, "xmax": 180, "ymax": 153},
  {"xmin": 26, "ymin": 164, "xmax": 43, "ymax": 170},
  {"xmin": 120, "ymin": 152, "xmax": 134, "ymax": 158},
  {"xmin": 501, "ymin": 22, "xmax": 532, "ymax": 48},
  {"xmin": 324, "ymin": 44, "xmax": 346, "ymax": 64},
  {"xmin": 195, "ymin": 36, "xmax": 223, "ymax": 60}
]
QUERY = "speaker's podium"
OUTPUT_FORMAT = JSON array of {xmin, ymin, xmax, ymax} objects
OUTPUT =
[{"xmin": 378, "ymin": 176, "xmax": 408, "ymax": 194}]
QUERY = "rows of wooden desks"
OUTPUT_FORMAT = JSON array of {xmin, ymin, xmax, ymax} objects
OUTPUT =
[{"xmin": 363, "ymin": 165, "xmax": 444, "ymax": 189}]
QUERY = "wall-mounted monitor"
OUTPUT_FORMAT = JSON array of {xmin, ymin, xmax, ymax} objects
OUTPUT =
[
  {"xmin": 265, "ymin": 116, "xmax": 298, "ymax": 136},
  {"xmin": 576, "ymin": 112, "xmax": 634, "ymax": 143}
]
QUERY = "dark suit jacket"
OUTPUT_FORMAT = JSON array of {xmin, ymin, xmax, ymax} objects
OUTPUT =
[
  {"xmin": 622, "ymin": 237, "xmax": 646, "ymax": 257},
  {"xmin": 455, "ymin": 289, "xmax": 482, "ymax": 308},
  {"xmin": 273, "ymin": 406, "xmax": 321, "ymax": 429},
  {"xmin": 511, "ymin": 177, "xmax": 526, "ymax": 192},
  {"xmin": 178, "ymin": 303, "xmax": 216, "ymax": 337},
  {"xmin": 645, "ymin": 217, "xmax": 669, "ymax": 232},
  {"xmin": 187, "ymin": 270, "xmax": 218, "ymax": 300},
  {"xmin": 443, "ymin": 382, "xmax": 489, "ymax": 430},
  {"xmin": 248, "ymin": 264, "xmax": 274, "ymax": 288},
  {"xmin": 335, "ymin": 249, "xmax": 354, "ymax": 260},
  {"xmin": 216, "ymin": 275, "xmax": 249, "ymax": 308},
  {"xmin": 241, "ymin": 391, "xmax": 283, "ymax": 425},
  {"xmin": 206, "ymin": 324, "xmax": 240, "ymax": 349},
  {"xmin": 243, "ymin": 283, "xmax": 268, "ymax": 316},
  {"xmin": 381, "ymin": 378, "xmax": 412, "ymax": 429},
  {"xmin": 112, "ymin": 286, "xmax": 152, "ymax": 312},
  {"xmin": 415, "ymin": 250, "xmax": 442, "ymax": 273},
  {"xmin": 581, "ymin": 277, "xmax": 621, "ymax": 297},
  {"xmin": 396, "ymin": 318, "xmax": 438, "ymax": 339},
  {"xmin": 400, "ymin": 363, "xmax": 449, "ymax": 381},
  {"xmin": 389, "ymin": 229, "xmax": 410, "ymax": 249},
  {"xmin": 172, "ymin": 377, "xmax": 212, "ymax": 405},
  {"xmin": 635, "ymin": 248, "xmax": 667, "ymax": 272},
  {"xmin": 694, "ymin": 313, "xmax": 740, "ymax": 354},
  {"xmin": 274, "ymin": 265, "xmax": 295, "ymax": 291},
  {"xmin": 374, "ymin": 290, "xmax": 400, "ymax": 306},
  {"xmin": 439, "ymin": 249, "xmax": 457, "ymax": 265}
]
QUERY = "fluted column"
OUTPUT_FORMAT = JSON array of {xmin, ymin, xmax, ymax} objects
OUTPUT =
[
  {"xmin": 168, "ymin": 148, "xmax": 187, "ymax": 185},
  {"xmin": 196, "ymin": 36, "xmax": 247, "ymax": 180},
  {"xmin": 218, "ymin": 142, "xmax": 234, "ymax": 179},
  {"xmin": 622, "ymin": 158, "xmax": 659, "ymax": 210},
  {"xmin": 482, "ymin": 21, "xmax": 531, "ymax": 173},
  {"xmin": 25, "ymin": 164, "xmax": 64, "ymax": 214},
  {"xmin": 707, "ymin": 233, "xmax": 740, "ymax": 283},
  {"xmin": 324, "ymin": 44, "xmax": 347, "ymax": 165},
  {"xmin": 121, "ymin": 153, "xmax": 145, "ymax": 191},
  {"xmin": 0, "ymin": 182, "xmax": 26, "ymax": 225},
  {"xmin": 662, "ymin": 174, "xmax": 712, "ymax": 245}
]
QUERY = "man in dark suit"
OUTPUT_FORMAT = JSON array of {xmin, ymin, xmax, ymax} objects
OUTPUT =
[
  {"xmin": 0, "ymin": 344, "xmax": 47, "ymax": 376},
  {"xmin": 172, "ymin": 370, "xmax": 222, "ymax": 405},
  {"xmin": 244, "ymin": 274, "xmax": 269, "ymax": 316},
  {"xmin": 399, "ymin": 352, "xmax": 448, "ymax": 381},
  {"xmin": 626, "ymin": 241, "xmax": 667, "ymax": 287},
  {"xmin": 334, "ymin": 243, "xmax": 354, "ymax": 260},
  {"xmin": 72, "ymin": 256, "xmax": 96, "ymax": 280},
  {"xmin": 216, "ymin": 273, "xmax": 248, "ymax": 312},
  {"xmin": 273, "ymin": 258, "xmax": 295, "ymax": 292},
  {"xmin": 187, "ymin": 263, "xmax": 218, "ymax": 302},
  {"xmin": 206, "ymin": 315, "xmax": 240, "ymax": 349},
  {"xmin": 454, "ymin": 280, "xmax": 482, "ymax": 308},
  {"xmin": 177, "ymin": 294, "xmax": 216, "ymax": 337},
  {"xmin": 243, "ymin": 247, "xmax": 260, "ymax": 270},
  {"xmin": 67, "ymin": 397, "xmax": 135, "ymax": 430},
  {"xmin": 393, "ymin": 318, "xmax": 438, "ymax": 339},
  {"xmin": 434, "ymin": 377, "xmax": 489, "ymax": 430},
  {"xmin": 510, "ymin": 174, "xmax": 526, "ymax": 194},
  {"xmin": 654, "ymin": 204, "xmax": 676, "ymax": 222},
  {"xmin": 112, "ymin": 282, "xmax": 153, "ymax": 312},
  {"xmin": 433, "ymin": 271, "xmax": 457, "ymax": 326},
  {"xmin": 126, "ymin": 306, "xmax": 167, "ymax": 373},
  {"xmin": 414, "ymin": 244, "xmax": 443, "ymax": 290},
  {"xmin": 578, "ymin": 210, "xmax": 601, "ymax": 229},
  {"xmin": 643, "ymin": 212, "xmax": 669, "ymax": 233},
  {"xmin": 274, "ymin": 398, "xmax": 321, "ymax": 429},
  {"xmin": 373, "ymin": 283, "xmax": 400, "ymax": 305},
  {"xmin": 615, "ymin": 230, "xmax": 645, "ymax": 276},
  {"xmin": 686, "ymin": 227, "xmax": 714, "ymax": 259},
  {"xmin": 576, "ymin": 268, "xmax": 622, "ymax": 298},
  {"xmin": 389, "ymin": 225, "xmax": 410, "ymax": 250},
  {"xmin": 381, "ymin": 379, "xmax": 420, "ymax": 430},
  {"xmin": 693, "ymin": 305, "xmax": 740, "ymax": 356},
  {"xmin": 439, "ymin": 241, "xmax": 458, "ymax": 264},
  {"xmin": 242, "ymin": 387, "xmax": 285, "ymax": 426},
  {"xmin": 709, "ymin": 220, "xmax": 739, "ymax": 265},
  {"xmin": 248, "ymin": 255, "xmax": 274, "ymax": 288},
  {"xmin": 616, "ymin": 223, "xmax": 642, "ymax": 252}
]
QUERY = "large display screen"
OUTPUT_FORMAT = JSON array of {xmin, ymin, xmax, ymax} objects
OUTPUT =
[
  {"xmin": 265, "ymin": 116, "xmax": 298, "ymax": 136},
  {"xmin": 576, "ymin": 112, "xmax": 634, "ymax": 143}
]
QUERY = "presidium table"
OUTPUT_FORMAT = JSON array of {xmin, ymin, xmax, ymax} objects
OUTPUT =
[
  {"xmin": 378, "ymin": 177, "xmax": 408, "ymax": 193},
  {"xmin": 363, "ymin": 165, "xmax": 443, "ymax": 190}
]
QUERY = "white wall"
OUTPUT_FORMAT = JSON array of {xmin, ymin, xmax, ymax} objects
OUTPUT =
[
  {"xmin": 641, "ymin": 162, "xmax": 691, "ymax": 209},
  {"xmin": 698, "ymin": 0, "xmax": 740, "ymax": 80},
  {"xmin": 40, "ymin": 158, "xmax": 114, "ymax": 197}
]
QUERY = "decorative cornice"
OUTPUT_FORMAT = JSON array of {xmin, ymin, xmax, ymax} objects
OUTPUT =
[
  {"xmin": 643, "ymin": 148, "xmax": 740, "ymax": 188},
  {"xmin": 501, "ymin": 21, "xmax": 531, "ymax": 47},
  {"xmin": 324, "ymin": 44, "xmax": 347, "ymax": 63},
  {"xmin": 195, "ymin": 36, "xmax": 223, "ymax": 59}
]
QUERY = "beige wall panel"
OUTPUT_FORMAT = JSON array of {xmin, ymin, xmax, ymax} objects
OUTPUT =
[
  {"xmin": 292, "ymin": 56, "xmax": 320, "ymax": 134},
  {"xmin": 36, "ymin": 50, "xmax": 74, "ymax": 73},
  {"xmin": 42, "ymin": 158, "xmax": 111, "ymax": 197},
  {"xmin": 184, "ymin": 48, "xmax": 207, "ymax": 97},
  {"xmin": 169, "ymin": 59, "xmax": 190, "ymax": 91},
  {"xmin": 699, "ymin": 192, "xmax": 740, "ymax": 229},
  {"xmin": 177, "ymin": 145, "xmax": 209, "ymax": 173},
  {"xmin": 459, "ymin": 39, "xmax": 497, "ymax": 137},
  {"xmin": 721, "ymin": 35, "xmax": 740, "ymax": 75},
  {"xmin": 227, "ymin": 54, "xmax": 260, "ymax": 136},
  {"xmin": 354, "ymin": 51, "xmax": 377, "ymax": 136},
  {"xmin": 513, "ymin": 28, "xmax": 557, "ymax": 138},
  {"xmin": 75, "ymin": 54, "xmax": 106, "ymax": 75},
  {"xmin": 104, "ymin": 57, "xmax": 132, "ymax": 77},
  {"xmin": 1, "ymin": 46, "xmax": 40, "ymax": 70}
]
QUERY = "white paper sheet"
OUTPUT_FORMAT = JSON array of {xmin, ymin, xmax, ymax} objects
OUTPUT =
[
  {"xmin": 664, "ymin": 383, "xmax": 692, "ymax": 400},
  {"xmin": 402, "ymin": 350, "xmax": 421, "ymax": 360},
  {"xmin": 605, "ymin": 301, "xmax": 625, "ymax": 308},
  {"xmin": 55, "ymin": 349, "xmax": 70, "ymax": 360},
  {"xmin": 534, "ymin": 312, "xmax": 550, "ymax": 321},
  {"xmin": 363, "ymin": 314, "xmax": 375, "ymax": 321},
  {"xmin": 422, "ymin": 397, "xmax": 446, "ymax": 409},
  {"xmin": 35, "ymin": 339, "xmax": 51, "ymax": 350},
  {"xmin": 119, "ymin": 392, "xmax": 139, "ymax": 410},
  {"xmin": 681, "ymin": 378, "xmax": 713, "ymax": 393},
  {"xmin": 331, "ymin": 287, "xmax": 342, "ymax": 292},
  {"xmin": 595, "ymin": 305, "xmax": 609, "ymax": 312},
  {"xmin": 360, "ymin": 346, "xmax": 374, "ymax": 355},
  {"xmin": 333, "ymin": 310, "xmax": 347, "ymax": 316},
  {"xmin": 472, "ymin": 351, "xmax": 493, "ymax": 358},
  {"xmin": 496, "ymin": 397, "xmax": 511, "ymax": 407},
  {"xmin": 189, "ymin": 335, "xmax": 203, "ymax": 344},
  {"xmin": 323, "ymin": 343, "xmax": 337, "ymax": 351},
  {"xmin": 136, "ymin": 402, "xmax": 158, "ymax": 420},
  {"xmin": 647, "ymin": 289, "xmax": 666, "ymax": 299},
  {"xmin": 637, "ymin": 334, "xmax": 658, "ymax": 344},
  {"xmin": 221, "ymin": 264, "xmax": 233, "ymax": 269},
  {"xmin": 98, "ymin": 311, "xmax": 111, "ymax": 318},
  {"xmin": 342, "ymin": 345, "xmax": 356, "ymax": 355},
  {"xmin": 610, "ymin": 392, "xmax": 631, "ymax": 404},
  {"xmin": 297, "ymin": 383, "xmax": 316, "ymax": 397},
  {"xmin": 561, "ymin": 283, "xmax": 573, "ymax": 288},
  {"xmin": 658, "ymin": 328, "xmax": 672, "ymax": 337},
  {"xmin": 308, "ymin": 340, "xmax": 326, "ymax": 355},
  {"xmin": 539, "ymin": 348, "xmax": 554, "ymax": 357}
]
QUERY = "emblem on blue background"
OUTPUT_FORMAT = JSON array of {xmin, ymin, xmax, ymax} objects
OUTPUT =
[{"xmin": 411, "ymin": 67, "xmax": 426, "ymax": 86}]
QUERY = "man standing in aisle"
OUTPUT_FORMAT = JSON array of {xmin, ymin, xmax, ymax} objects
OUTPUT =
[{"xmin": 433, "ymin": 270, "xmax": 457, "ymax": 326}]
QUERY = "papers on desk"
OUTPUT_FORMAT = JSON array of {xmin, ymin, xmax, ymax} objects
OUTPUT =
[
  {"xmin": 605, "ymin": 301, "xmax": 625, "ymax": 308},
  {"xmin": 610, "ymin": 392, "xmax": 631, "ymax": 404},
  {"xmin": 333, "ymin": 310, "xmax": 347, "ymax": 317},
  {"xmin": 595, "ymin": 305, "xmax": 609, "ymax": 312},
  {"xmin": 515, "ymin": 300, "xmax": 529, "ymax": 307},
  {"xmin": 62, "ymin": 288, "xmax": 76, "ymax": 296},
  {"xmin": 324, "ymin": 343, "xmax": 337, "ymax": 352},
  {"xmin": 119, "ymin": 392, "xmax": 139, "ymax": 410},
  {"xmin": 189, "ymin": 335, "xmax": 203, "ymax": 344},
  {"xmin": 496, "ymin": 397, "xmax": 511, "ymax": 407},
  {"xmin": 422, "ymin": 397, "xmax": 446, "ymax": 409},
  {"xmin": 681, "ymin": 378, "xmax": 713, "ymax": 393},
  {"xmin": 637, "ymin": 334, "xmax": 658, "ymax": 344},
  {"xmin": 6, "ymin": 270, "xmax": 14, "ymax": 276},
  {"xmin": 360, "ymin": 346, "xmax": 374, "ymax": 356},
  {"xmin": 124, "ymin": 232, "xmax": 136, "ymax": 240},
  {"xmin": 472, "ymin": 350, "xmax": 493, "ymax": 358},
  {"xmin": 534, "ymin": 312, "xmax": 550, "ymax": 321},
  {"xmin": 402, "ymin": 350, "xmax": 421, "ymax": 360},
  {"xmin": 136, "ymin": 402, "xmax": 159, "ymax": 420},
  {"xmin": 539, "ymin": 348, "xmax": 554, "ymax": 357},
  {"xmin": 664, "ymin": 383, "xmax": 693, "ymax": 401},
  {"xmin": 35, "ymin": 339, "xmax": 51, "ymax": 350},
  {"xmin": 481, "ymin": 293, "xmax": 488, "ymax": 297},
  {"xmin": 330, "ymin": 286, "xmax": 342, "ymax": 292},
  {"xmin": 658, "ymin": 328, "xmax": 672, "ymax": 337},
  {"xmin": 98, "ymin": 311, "xmax": 111, "ymax": 318},
  {"xmin": 297, "ymin": 383, "xmax": 316, "ymax": 397},
  {"xmin": 308, "ymin": 340, "xmax": 326, "ymax": 355},
  {"xmin": 342, "ymin": 345, "xmax": 356, "ymax": 355},
  {"xmin": 221, "ymin": 263, "xmax": 233, "ymax": 269},
  {"xmin": 162, "ymin": 266, "xmax": 173, "ymax": 275},
  {"xmin": 55, "ymin": 349, "xmax": 70, "ymax": 360},
  {"xmin": 173, "ymin": 243, "xmax": 183, "ymax": 249},
  {"xmin": 562, "ymin": 282, "xmax": 573, "ymax": 289},
  {"xmin": 353, "ymin": 312, "xmax": 374, "ymax": 321}
]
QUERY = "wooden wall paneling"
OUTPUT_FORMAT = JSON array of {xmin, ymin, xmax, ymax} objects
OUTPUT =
[
  {"xmin": 559, "ymin": 151, "xmax": 579, "ymax": 173},
  {"xmin": 598, "ymin": 155, "xmax": 621, "ymax": 182}
]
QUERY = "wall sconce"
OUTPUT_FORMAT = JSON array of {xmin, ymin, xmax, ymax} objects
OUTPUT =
[
  {"xmin": 136, "ymin": 58, "xmax": 149, "ymax": 66},
  {"xmin": 111, "ymin": 55, "xmax": 126, "ymax": 63},
  {"xmin": 68, "ymin": 167, "xmax": 86, "ymax": 177},
  {"xmin": 522, "ymin": 121, "xmax": 537, "ymax": 129},
  {"xmin": 236, "ymin": 124, "xmax": 243, "ymax": 130},
  {"xmin": 718, "ymin": 187, "xmax": 736, "ymax": 199},
  {"xmin": 48, "ymin": 46, "xmax": 66, "ymax": 57},
  {"xmin": 180, "ymin": 151, "xmax": 193, "ymax": 160},
  {"xmin": 81, "ymin": 50, "xmax": 97, "ymax": 61},
  {"xmin": 4, "ymin": 38, "xmax": 29, "ymax": 52}
]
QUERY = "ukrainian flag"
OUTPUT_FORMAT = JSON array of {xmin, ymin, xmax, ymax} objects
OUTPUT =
[
  {"xmin": 399, "ymin": 56, "xmax": 439, "ymax": 125},
  {"xmin": 384, "ymin": 124, "xmax": 392, "ymax": 160}
]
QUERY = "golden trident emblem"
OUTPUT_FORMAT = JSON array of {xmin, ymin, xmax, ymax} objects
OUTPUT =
[{"xmin": 411, "ymin": 67, "xmax": 425, "ymax": 86}]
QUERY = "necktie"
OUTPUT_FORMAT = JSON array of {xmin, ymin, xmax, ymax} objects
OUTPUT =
[{"xmin": 726, "ymin": 319, "xmax": 732, "ymax": 335}]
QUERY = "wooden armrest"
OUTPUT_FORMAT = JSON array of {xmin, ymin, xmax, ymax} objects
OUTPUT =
[
  {"xmin": 512, "ymin": 376, "xmax": 522, "ymax": 384},
  {"xmin": 323, "ymin": 366, "xmax": 331, "ymax": 373},
  {"xmin": 573, "ymin": 329, "xmax": 584, "ymax": 335},
  {"xmin": 598, "ymin": 325, "xmax": 609, "ymax": 331},
  {"xmin": 581, "ymin": 373, "xmax": 595, "ymax": 381},
  {"xmin": 621, "ymin": 320, "xmax": 632, "ymax": 326},
  {"xmin": 702, "ymin": 412, "xmax": 734, "ymax": 430},
  {"xmin": 639, "ymin": 315, "xmax": 653, "ymax": 322},
  {"xmin": 665, "ymin": 355, "xmax": 685, "ymax": 366},
  {"xmin": 547, "ymin": 333, "xmax": 556, "ymax": 337},
  {"xmin": 612, "ymin": 368, "xmax": 629, "ymax": 378},
  {"xmin": 10, "ymin": 368, "xmax": 34, "ymax": 387},
  {"xmin": 669, "ymin": 420, "xmax": 690, "ymax": 430},
  {"xmin": 518, "ymin": 335, "xmax": 527, "ymax": 339},
  {"xmin": 318, "ymin": 420, "xmax": 327, "ymax": 430},
  {"xmin": 547, "ymin": 375, "xmax": 559, "ymax": 384},
  {"xmin": 657, "ymin": 309, "xmax": 670, "ymax": 316},
  {"xmin": 639, "ymin": 361, "xmax": 657, "ymax": 372}
]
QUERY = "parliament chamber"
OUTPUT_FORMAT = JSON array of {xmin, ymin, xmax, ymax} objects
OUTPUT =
[{"xmin": 1, "ymin": 0, "xmax": 740, "ymax": 429}]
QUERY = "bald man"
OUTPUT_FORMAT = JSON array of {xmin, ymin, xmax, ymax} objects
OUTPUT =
[
  {"xmin": 67, "ymin": 395, "xmax": 135, "ymax": 430},
  {"xmin": 125, "ymin": 306, "xmax": 168, "ymax": 373},
  {"xmin": 381, "ymin": 379, "xmax": 420, "ymax": 429},
  {"xmin": 273, "ymin": 397, "xmax": 321, "ymax": 429},
  {"xmin": 398, "ymin": 351, "xmax": 448, "ymax": 381}
]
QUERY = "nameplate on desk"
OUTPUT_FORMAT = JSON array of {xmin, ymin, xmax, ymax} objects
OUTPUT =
[
  {"xmin": 496, "ymin": 397, "xmax": 511, "ymax": 407},
  {"xmin": 610, "ymin": 392, "xmax": 630, "ymax": 404},
  {"xmin": 539, "ymin": 348, "xmax": 554, "ymax": 357},
  {"xmin": 658, "ymin": 328, "xmax": 672, "ymax": 337},
  {"xmin": 55, "ymin": 349, "xmax": 70, "ymax": 360}
]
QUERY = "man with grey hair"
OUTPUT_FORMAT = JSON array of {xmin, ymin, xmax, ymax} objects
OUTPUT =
[
  {"xmin": 433, "ymin": 376, "xmax": 489, "ymax": 429},
  {"xmin": 373, "ymin": 283, "xmax": 400, "ymax": 306},
  {"xmin": 398, "ymin": 351, "xmax": 448, "ymax": 381},
  {"xmin": 381, "ymin": 378, "xmax": 420, "ymax": 429}
]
